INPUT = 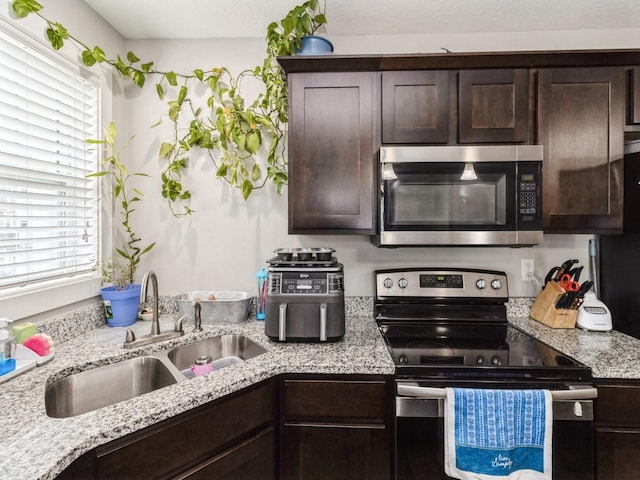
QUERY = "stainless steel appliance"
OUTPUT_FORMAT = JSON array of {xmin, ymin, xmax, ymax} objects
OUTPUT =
[
  {"xmin": 375, "ymin": 268, "xmax": 596, "ymax": 480},
  {"xmin": 265, "ymin": 248, "xmax": 345, "ymax": 342},
  {"xmin": 373, "ymin": 145, "xmax": 543, "ymax": 247}
]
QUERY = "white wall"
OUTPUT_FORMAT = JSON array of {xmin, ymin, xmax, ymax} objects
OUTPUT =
[
  {"xmin": 5, "ymin": 2, "xmax": 639, "ymax": 310},
  {"xmin": 122, "ymin": 28, "xmax": 640, "ymax": 299}
]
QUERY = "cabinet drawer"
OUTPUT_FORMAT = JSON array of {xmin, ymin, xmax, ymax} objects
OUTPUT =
[
  {"xmin": 597, "ymin": 385, "xmax": 640, "ymax": 425},
  {"xmin": 96, "ymin": 380, "xmax": 276, "ymax": 480},
  {"xmin": 283, "ymin": 379, "xmax": 387, "ymax": 421}
]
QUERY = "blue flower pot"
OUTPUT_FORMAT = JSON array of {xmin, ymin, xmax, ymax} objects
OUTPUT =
[
  {"xmin": 296, "ymin": 35, "xmax": 333, "ymax": 55},
  {"xmin": 101, "ymin": 284, "xmax": 141, "ymax": 327}
]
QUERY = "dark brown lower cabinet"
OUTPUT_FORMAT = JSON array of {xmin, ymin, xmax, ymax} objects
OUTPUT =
[
  {"xmin": 56, "ymin": 374, "xmax": 394, "ymax": 480},
  {"xmin": 56, "ymin": 379, "xmax": 277, "ymax": 480},
  {"xmin": 595, "ymin": 381, "xmax": 640, "ymax": 479},
  {"xmin": 280, "ymin": 375, "xmax": 394, "ymax": 480}
]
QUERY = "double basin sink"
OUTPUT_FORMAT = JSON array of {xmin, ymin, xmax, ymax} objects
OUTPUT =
[{"xmin": 45, "ymin": 334, "xmax": 266, "ymax": 418}]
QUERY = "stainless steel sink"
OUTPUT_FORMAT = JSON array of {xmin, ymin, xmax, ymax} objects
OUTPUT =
[
  {"xmin": 45, "ymin": 356, "xmax": 180, "ymax": 418},
  {"xmin": 166, "ymin": 334, "xmax": 267, "ymax": 375}
]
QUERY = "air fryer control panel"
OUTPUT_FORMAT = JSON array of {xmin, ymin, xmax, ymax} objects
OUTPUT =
[{"xmin": 269, "ymin": 270, "xmax": 344, "ymax": 295}]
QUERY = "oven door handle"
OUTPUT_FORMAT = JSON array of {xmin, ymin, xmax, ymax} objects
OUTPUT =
[{"xmin": 397, "ymin": 383, "xmax": 598, "ymax": 400}]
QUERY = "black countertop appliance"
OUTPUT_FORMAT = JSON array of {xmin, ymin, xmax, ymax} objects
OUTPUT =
[{"xmin": 264, "ymin": 248, "xmax": 345, "ymax": 342}]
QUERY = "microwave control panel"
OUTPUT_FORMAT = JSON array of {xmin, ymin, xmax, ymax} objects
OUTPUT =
[{"xmin": 517, "ymin": 162, "xmax": 542, "ymax": 226}]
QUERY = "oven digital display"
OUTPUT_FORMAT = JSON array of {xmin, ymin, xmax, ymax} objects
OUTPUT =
[{"xmin": 419, "ymin": 274, "xmax": 463, "ymax": 288}]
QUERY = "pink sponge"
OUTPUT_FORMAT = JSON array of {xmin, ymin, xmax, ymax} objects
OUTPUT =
[{"xmin": 23, "ymin": 333, "xmax": 54, "ymax": 357}]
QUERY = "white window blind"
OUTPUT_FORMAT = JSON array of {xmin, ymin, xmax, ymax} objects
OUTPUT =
[{"xmin": 0, "ymin": 29, "xmax": 100, "ymax": 291}]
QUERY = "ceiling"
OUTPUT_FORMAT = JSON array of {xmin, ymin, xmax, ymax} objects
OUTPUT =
[{"xmin": 84, "ymin": 0, "xmax": 640, "ymax": 40}]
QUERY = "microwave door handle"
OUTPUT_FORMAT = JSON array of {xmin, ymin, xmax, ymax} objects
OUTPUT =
[{"xmin": 397, "ymin": 383, "xmax": 598, "ymax": 401}]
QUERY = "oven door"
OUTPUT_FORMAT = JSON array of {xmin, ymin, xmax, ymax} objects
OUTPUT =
[{"xmin": 395, "ymin": 383, "xmax": 596, "ymax": 480}]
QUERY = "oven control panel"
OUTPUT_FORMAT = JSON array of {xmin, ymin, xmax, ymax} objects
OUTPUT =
[{"xmin": 375, "ymin": 268, "xmax": 508, "ymax": 299}]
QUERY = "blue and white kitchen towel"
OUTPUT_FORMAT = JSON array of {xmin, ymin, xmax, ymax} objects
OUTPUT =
[{"xmin": 445, "ymin": 388, "xmax": 552, "ymax": 480}]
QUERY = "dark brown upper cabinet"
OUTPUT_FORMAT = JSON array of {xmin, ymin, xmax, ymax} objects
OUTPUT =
[
  {"xmin": 382, "ymin": 70, "xmax": 450, "ymax": 144},
  {"xmin": 626, "ymin": 66, "xmax": 640, "ymax": 129},
  {"xmin": 287, "ymin": 72, "xmax": 378, "ymax": 234},
  {"xmin": 382, "ymin": 69, "xmax": 530, "ymax": 144},
  {"xmin": 538, "ymin": 67, "xmax": 625, "ymax": 233}
]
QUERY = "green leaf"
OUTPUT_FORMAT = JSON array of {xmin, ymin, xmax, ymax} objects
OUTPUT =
[
  {"xmin": 194, "ymin": 69, "xmax": 204, "ymax": 81},
  {"xmin": 11, "ymin": 0, "xmax": 43, "ymax": 17},
  {"xmin": 156, "ymin": 83, "xmax": 165, "ymax": 100},
  {"xmin": 216, "ymin": 164, "xmax": 228, "ymax": 178},
  {"xmin": 247, "ymin": 130, "xmax": 261, "ymax": 154},
  {"xmin": 251, "ymin": 164, "xmax": 261, "ymax": 181},
  {"xmin": 126, "ymin": 51, "xmax": 140, "ymax": 63},
  {"xmin": 241, "ymin": 179, "xmax": 253, "ymax": 200},
  {"xmin": 106, "ymin": 121, "xmax": 117, "ymax": 145},
  {"xmin": 165, "ymin": 71, "xmax": 178, "ymax": 86},
  {"xmin": 85, "ymin": 171, "xmax": 109, "ymax": 178},
  {"xmin": 177, "ymin": 85, "xmax": 188, "ymax": 104},
  {"xmin": 159, "ymin": 142, "xmax": 174, "ymax": 158},
  {"xmin": 93, "ymin": 46, "xmax": 106, "ymax": 63},
  {"xmin": 140, "ymin": 242, "xmax": 156, "ymax": 255},
  {"xmin": 81, "ymin": 49, "xmax": 97, "ymax": 67},
  {"xmin": 46, "ymin": 27, "xmax": 64, "ymax": 50},
  {"xmin": 132, "ymin": 70, "xmax": 145, "ymax": 88},
  {"xmin": 141, "ymin": 61, "xmax": 154, "ymax": 73}
]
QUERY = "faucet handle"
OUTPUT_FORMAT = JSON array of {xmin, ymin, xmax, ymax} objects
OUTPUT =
[
  {"xmin": 174, "ymin": 313, "xmax": 190, "ymax": 333},
  {"xmin": 193, "ymin": 301, "xmax": 203, "ymax": 332},
  {"xmin": 114, "ymin": 327, "xmax": 136, "ymax": 345}
]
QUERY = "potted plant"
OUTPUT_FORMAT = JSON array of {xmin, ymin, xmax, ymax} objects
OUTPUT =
[
  {"xmin": 89, "ymin": 121, "xmax": 156, "ymax": 327},
  {"xmin": 266, "ymin": 0, "xmax": 331, "ymax": 56}
]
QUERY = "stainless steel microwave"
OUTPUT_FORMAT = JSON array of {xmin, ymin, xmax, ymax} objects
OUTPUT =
[{"xmin": 372, "ymin": 145, "xmax": 544, "ymax": 247}]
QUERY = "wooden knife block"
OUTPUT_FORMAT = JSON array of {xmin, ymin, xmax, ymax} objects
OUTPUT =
[{"xmin": 530, "ymin": 280, "xmax": 578, "ymax": 328}]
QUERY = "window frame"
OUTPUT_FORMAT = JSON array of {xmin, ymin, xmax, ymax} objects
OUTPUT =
[{"xmin": 0, "ymin": 16, "xmax": 111, "ymax": 321}]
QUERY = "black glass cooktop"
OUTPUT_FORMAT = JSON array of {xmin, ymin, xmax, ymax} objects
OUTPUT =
[{"xmin": 380, "ymin": 325, "xmax": 592, "ymax": 386}]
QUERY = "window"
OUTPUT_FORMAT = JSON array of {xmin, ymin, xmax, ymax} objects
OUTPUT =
[{"xmin": 0, "ymin": 28, "xmax": 100, "ymax": 293}]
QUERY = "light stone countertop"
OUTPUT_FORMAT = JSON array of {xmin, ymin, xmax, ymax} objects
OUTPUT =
[
  {"xmin": 3, "ymin": 297, "xmax": 640, "ymax": 480},
  {"xmin": 507, "ymin": 297, "xmax": 640, "ymax": 380},
  {"xmin": 0, "ymin": 298, "xmax": 394, "ymax": 480}
]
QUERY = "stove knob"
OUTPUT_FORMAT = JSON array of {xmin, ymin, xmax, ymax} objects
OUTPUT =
[
  {"xmin": 383, "ymin": 277, "xmax": 393, "ymax": 289},
  {"xmin": 476, "ymin": 355, "xmax": 485, "ymax": 365},
  {"xmin": 476, "ymin": 279, "xmax": 487, "ymax": 290},
  {"xmin": 491, "ymin": 279, "xmax": 503, "ymax": 290},
  {"xmin": 398, "ymin": 278, "xmax": 408, "ymax": 289},
  {"xmin": 491, "ymin": 356, "xmax": 502, "ymax": 366},
  {"xmin": 398, "ymin": 354, "xmax": 408, "ymax": 364}
]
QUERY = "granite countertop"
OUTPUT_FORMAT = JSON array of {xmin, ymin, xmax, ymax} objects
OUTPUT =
[
  {"xmin": 507, "ymin": 298, "xmax": 640, "ymax": 380},
  {"xmin": 4, "ymin": 297, "xmax": 640, "ymax": 480},
  {"xmin": 0, "ymin": 305, "xmax": 395, "ymax": 480}
]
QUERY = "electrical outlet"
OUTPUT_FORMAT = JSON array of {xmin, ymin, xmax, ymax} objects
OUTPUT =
[{"xmin": 521, "ymin": 259, "xmax": 535, "ymax": 281}]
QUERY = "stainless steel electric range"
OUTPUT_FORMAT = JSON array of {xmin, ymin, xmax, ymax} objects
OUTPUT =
[{"xmin": 374, "ymin": 268, "xmax": 596, "ymax": 480}]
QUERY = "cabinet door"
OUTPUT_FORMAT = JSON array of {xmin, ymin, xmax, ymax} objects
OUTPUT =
[
  {"xmin": 288, "ymin": 72, "xmax": 377, "ymax": 234},
  {"xmin": 95, "ymin": 380, "xmax": 276, "ymax": 480},
  {"xmin": 537, "ymin": 67, "xmax": 625, "ymax": 233},
  {"xmin": 281, "ymin": 377, "xmax": 393, "ymax": 480},
  {"xmin": 282, "ymin": 425, "xmax": 389, "ymax": 480},
  {"xmin": 382, "ymin": 70, "xmax": 450, "ymax": 144},
  {"xmin": 458, "ymin": 69, "xmax": 530, "ymax": 143},
  {"xmin": 596, "ymin": 429, "xmax": 640, "ymax": 480},
  {"xmin": 176, "ymin": 429, "xmax": 276, "ymax": 480}
]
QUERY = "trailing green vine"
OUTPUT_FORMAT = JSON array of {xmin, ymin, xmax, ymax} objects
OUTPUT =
[{"xmin": 10, "ymin": 0, "xmax": 327, "ymax": 216}]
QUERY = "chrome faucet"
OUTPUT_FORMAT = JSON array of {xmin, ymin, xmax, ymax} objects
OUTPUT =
[
  {"xmin": 141, "ymin": 270, "xmax": 161, "ymax": 336},
  {"xmin": 122, "ymin": 270, "xmax": 183, "ymax": 349}
]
